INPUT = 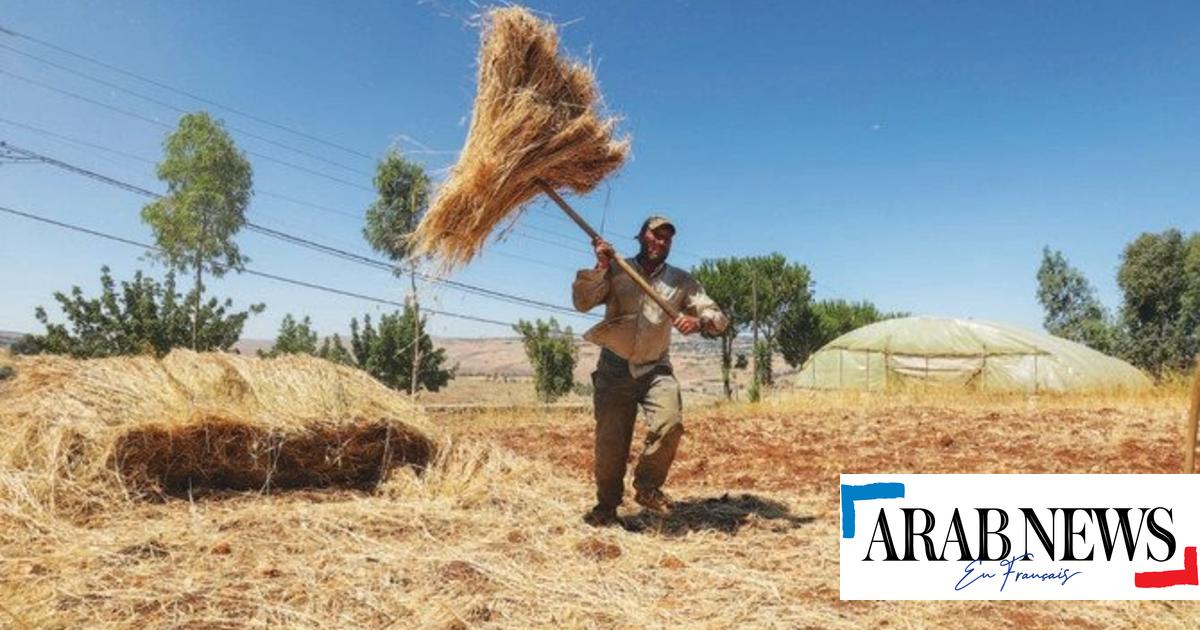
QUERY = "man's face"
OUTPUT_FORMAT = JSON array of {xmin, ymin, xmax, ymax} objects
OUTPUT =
[{"xmin": 639, "ymin": 225, "xmax": 674, "ymax": 263}]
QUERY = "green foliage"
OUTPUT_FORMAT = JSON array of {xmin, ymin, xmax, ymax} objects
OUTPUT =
[
  {"xmin": 692, "ymin": 257, "xmax": 750, "ymax": 399},
  {"xmin": 257, "ymin": 315, "xmax": 356, "ymax": 368},
  {"xmin": 751, "ymin": 340, "xmax": 773, "ymax": 390},
  {"xmin": 742, "ymin": 254, "xmax": 813, "ymax": 347},
  {"xmin": 261, "ymin": 314, "xmax": 319, "ymax": 358},
  {"xmin": 1116, "ymin": 230, "xmax": 1200, "ymax": 374},
  {"xmin": 778, "ymin": 299, "xmax": 901, "ymax": 368},
  {"xmin": 141, "ymin": 111, "xmax": 254, "ymax": 349},
  {"xmin": 141, "ymin": 111, "xmax": 254, "ymax": 278},
  {"xmin": 317, "ymin": 334, "xmax": 355, "ymax": 366},
  {"xmin": 692, "ymin": 254, "xmax": 812, "ymax": 394},
  {"xmin": 350, "ymin": 307, "xmax": 453, "ymax": 394},
  {"xmin": 514, "ymin": 318, "xmax": 577, "ymax": 403},
  {"xmin": 363, "ymin": 151, "xmax": 431, "ymax": 263},
  {"xmin": 1036, "ymin": 247, "xmax": 1119, "ymax": 355},
  {"xmin": 10, "ymin": 335, "xmax": 42, "ymax": 356},
  {"xmin": 1037, "ymin": 232, "xmax": 1200, "ymax": 376},
  {"xmin": 21, "ymin": 266, "xmax": 263, "ymax": 358},
  {"xmin": 0, "ymin": 366, "xmax": 12, "ymax": 381}
]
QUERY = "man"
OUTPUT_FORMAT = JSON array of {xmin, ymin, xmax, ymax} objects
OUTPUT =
[{"xmin": 572, "ymin": 215, "xmax": 729, "ymax": 526}]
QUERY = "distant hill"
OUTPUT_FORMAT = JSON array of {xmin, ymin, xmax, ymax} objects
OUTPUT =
[
  {"xmin": 4, "ymin": 331, "xmax": 752, "ymax": 369},
  {"xmin": 434, "ymin": 335, "xmax": 752, "ymax": 377},
  {"xmin": 0, "ymin": 329, "xmax": 779, "ymax": 403}
]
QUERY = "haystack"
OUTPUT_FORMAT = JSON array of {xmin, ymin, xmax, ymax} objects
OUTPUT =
[
  {"xmin": 0, "ymin": 350, "xmax": 438, "ymax": 508},
  {"xmin": 412, "ymin": 6, "xmax": 629, "ymax": 267}
]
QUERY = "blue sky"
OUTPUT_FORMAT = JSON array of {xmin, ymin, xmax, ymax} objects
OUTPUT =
[{"xmin": 2, "ymin": 1, "xmax": 1198, "ymax": 341}]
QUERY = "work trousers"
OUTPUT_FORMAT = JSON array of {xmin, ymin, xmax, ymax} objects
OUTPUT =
[{"xmin": 591, "ymin": 349, "xmax": 684, "ymax": 511}]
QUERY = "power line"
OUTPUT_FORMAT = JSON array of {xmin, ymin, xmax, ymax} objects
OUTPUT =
[
  {"xmin": 0, "ymin": 203, "xmax": 516, "ymax": 328},
  {"xmin": 0, "ymin": 116, "xmax": 364, "ymax": 219},
  {"xmin": 1, "ymin": 140, "xmax": 157, "ymax": 197},
  {"xmin": 241, "ymin": 222, "xmax": 595, "ymax": 319},
  {"xmin": 0, "ymin": 25, "xmax": 717, "ymax": 265},
  {"xmin": 256, "ymin": 191, "xmax": 362, "ymax": 220},
  {"xmin": 482, "ymin": 248, "xmax": 579, "ymax": 272},
  {"xmin": 0, "ymin": 118, "xmax": 581, "ymax": 272},
  {"xmin": 0, "ymin": 41, "xmax": 372, "ymax": 177},
  {"xmin": 0, "ymin": 115, "xmax": 156, "ymax": 164},
  {"xmin": 0, "ymin": 23, "xmax": 386, "ymax": 161},
  {"xmin": 513, "ymin": 220, "xmax": 594, "ymax": 247},
  {"xmin": 530, "ymin": 203, "xmax": 707, "ymax": 263},
  {"xmin": 0, "ymin": 68, "xmax": 375, "ymax": 192},
  {"xmin": 507, "ymin": 228, "xmax": 594, "ymax": 256},
  {"xmin": 2, "ymin": 141, "xmax": 598, "ymax": 321}
]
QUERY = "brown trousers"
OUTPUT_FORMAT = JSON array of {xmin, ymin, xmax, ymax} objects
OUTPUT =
[{"xmin": 591, "ymin": 349, "xmax": 683, "ymax": 510}]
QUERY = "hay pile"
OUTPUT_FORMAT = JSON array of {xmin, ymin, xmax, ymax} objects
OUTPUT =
[
  {"xmin": 413, "ymin": 6, "xmax": 629, "ymax": 267},
  {"xmin": 0, "ymin": 350, "xmax": 438, "ymax": 510},
  {"xmin": 5, "ymin": 403, "xmax": 1199, "ymax": 627}
]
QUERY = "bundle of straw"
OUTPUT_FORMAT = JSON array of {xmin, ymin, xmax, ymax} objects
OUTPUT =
[{"xmin": 412, "ymin": 6, "xmax": 629, "ymax": 267}]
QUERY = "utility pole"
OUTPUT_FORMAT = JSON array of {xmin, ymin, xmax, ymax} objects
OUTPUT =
[
  {"xmin": 409, "ymin": 261, "xmax": 420, "ymax": 400},
  {"xmin": 193, "ymin": 206, "xmax": 208, "ymax": 351},
  {"xmin": 751, "ymin": 271, "xmax": 759, "ymax": 390},
  {"xmin": 408, "ymin": 187, "xmax": 420, "ymax": 400}
]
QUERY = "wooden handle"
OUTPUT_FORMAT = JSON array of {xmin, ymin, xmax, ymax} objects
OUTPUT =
[
  {"xmin": 537, "ymin": 180, "xmax": 679, "ymax": 320},
  {"xmin": 1186, "ymin": 355, "xmax": 1200, "ymax": 473}
]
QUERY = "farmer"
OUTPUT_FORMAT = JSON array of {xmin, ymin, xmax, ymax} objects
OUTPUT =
[{"xmin": 572, "ymin": 215, "xmax": 729, "ymax": 526}]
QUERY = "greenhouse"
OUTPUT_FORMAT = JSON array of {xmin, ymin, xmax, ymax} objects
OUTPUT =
[{"xmin": 793, "ymin": 316, "xmax": 1151, "ymax": 393}]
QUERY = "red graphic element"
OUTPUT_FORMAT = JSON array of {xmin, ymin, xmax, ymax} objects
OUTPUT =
[{"xmin": 1135, "ymin": 546, "xmax": 1198, "ymax": 588}]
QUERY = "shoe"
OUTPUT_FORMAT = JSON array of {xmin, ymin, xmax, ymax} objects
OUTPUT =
[
  {"xmin": 583, "ymin": 506, "xmax": 620, "ymax": 527},
  {"xmin": 634, "ymin": 488, "xmax": 673, "ymax": 515}
]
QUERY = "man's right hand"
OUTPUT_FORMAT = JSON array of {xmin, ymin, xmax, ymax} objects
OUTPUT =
[{"xmin": 592, "ymin": 237, "xmax": 615, "ymax": 271}]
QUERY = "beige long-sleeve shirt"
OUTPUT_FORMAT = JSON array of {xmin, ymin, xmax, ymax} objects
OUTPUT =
[{"xmin": 572, "ymin": 257, "xmax": 729, "ymax": 378}]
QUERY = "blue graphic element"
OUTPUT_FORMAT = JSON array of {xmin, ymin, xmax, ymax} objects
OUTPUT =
[{"xmin": 841, "ymin": 482, "xmax": 905, "ymax": 538}]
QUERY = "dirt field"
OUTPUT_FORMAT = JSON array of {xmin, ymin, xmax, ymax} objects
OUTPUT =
[{"xmin": 3, "ymin": 379, "xmax": 1199, "ymax": 627}]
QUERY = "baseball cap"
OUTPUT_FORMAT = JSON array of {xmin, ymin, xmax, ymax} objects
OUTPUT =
[{"xmin": 635, "ymin": 215, "xmax": 676, "ymax": 239}]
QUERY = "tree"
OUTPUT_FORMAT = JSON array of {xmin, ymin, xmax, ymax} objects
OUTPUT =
[
  {"xmin": 692, "ymin": 257, "xmax": 751, "ymax": 399},
  {"xmin": 741, "ymin": 254, "xmax": 813, "ymax": 386},
  {"xmin": 141, "ymin": 111, "xmax": 253, "ymax": 350},
  {"xmin": 1036, "ymin": 247, "xmax": 1119, "ymax": 354},
  {"xmin": 748, "ymin": 340, "xmax": 772, "ymax": 402},
  {"xmin": 9, "ymin": 334, "xmax": 42, "ymax": 356},
  {"xmin": 261, "ymin": 314, "xmax": 319, "ymax": 357},
  {"xmin": 779, "ymin": 299, "xmax": 900, "ymax": 368},
  {"xmin": 363, "ymin": 151, "xmax": 431, "ymax": 262},
  {"xmin": 514, "ymin": 318, "xmax": 577, "ymax": 402},
  {"xmin": 350, "ymin": 307, "xmax": 453, "ymax": 394},
  {"xmin": 362, "ymin": 150, "xmax": 433, "ymax": 395},
  {"xmin": 19, "ymin": 266, "xmax": 263, "ymax": 358},
  {"xmin": 1117, "ymin": 230, "xmax": 1200, "ymax": 373},
  {"xmin": 259, "ymin": 314, "xmax": 357, "ymax": 366},
  {"xmin": 317, "ymin": 334, "xmax": 355, "ymax": 366},
  {"xmin": 693, "ymin": 254, "xmax": 812, "ymax": 397}
]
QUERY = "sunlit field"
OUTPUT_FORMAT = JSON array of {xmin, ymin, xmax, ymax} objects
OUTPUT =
[{"xmin": 2, "ymin": 347, "xmax": 1197, "ymax": 627}]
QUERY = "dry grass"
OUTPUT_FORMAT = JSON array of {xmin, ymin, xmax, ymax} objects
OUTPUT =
[
  {"xmin": 0, "ymin": 350, "xmax": 437, "ymax": 513},
  {"xmin": 413, "ymin": 6, "xmax": 629, "ymax": 268},
  {"xmin": 3, "ymin": 355, "xmax": 1200, "ymax": 626}
]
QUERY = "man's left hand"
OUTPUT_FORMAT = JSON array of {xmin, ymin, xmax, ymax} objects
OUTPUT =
[{"xmin": 674, "ymin": 315, "xmax": 701, "ymax": 335}]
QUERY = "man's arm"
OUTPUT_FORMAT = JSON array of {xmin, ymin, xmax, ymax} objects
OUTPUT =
[
  {"xmin": 683, "ymin": 278, "xmax": 729, "ymax": 335},
  {"xmin": 572, "ymin": 237, "xmax": 615, "ymax": 312}
]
